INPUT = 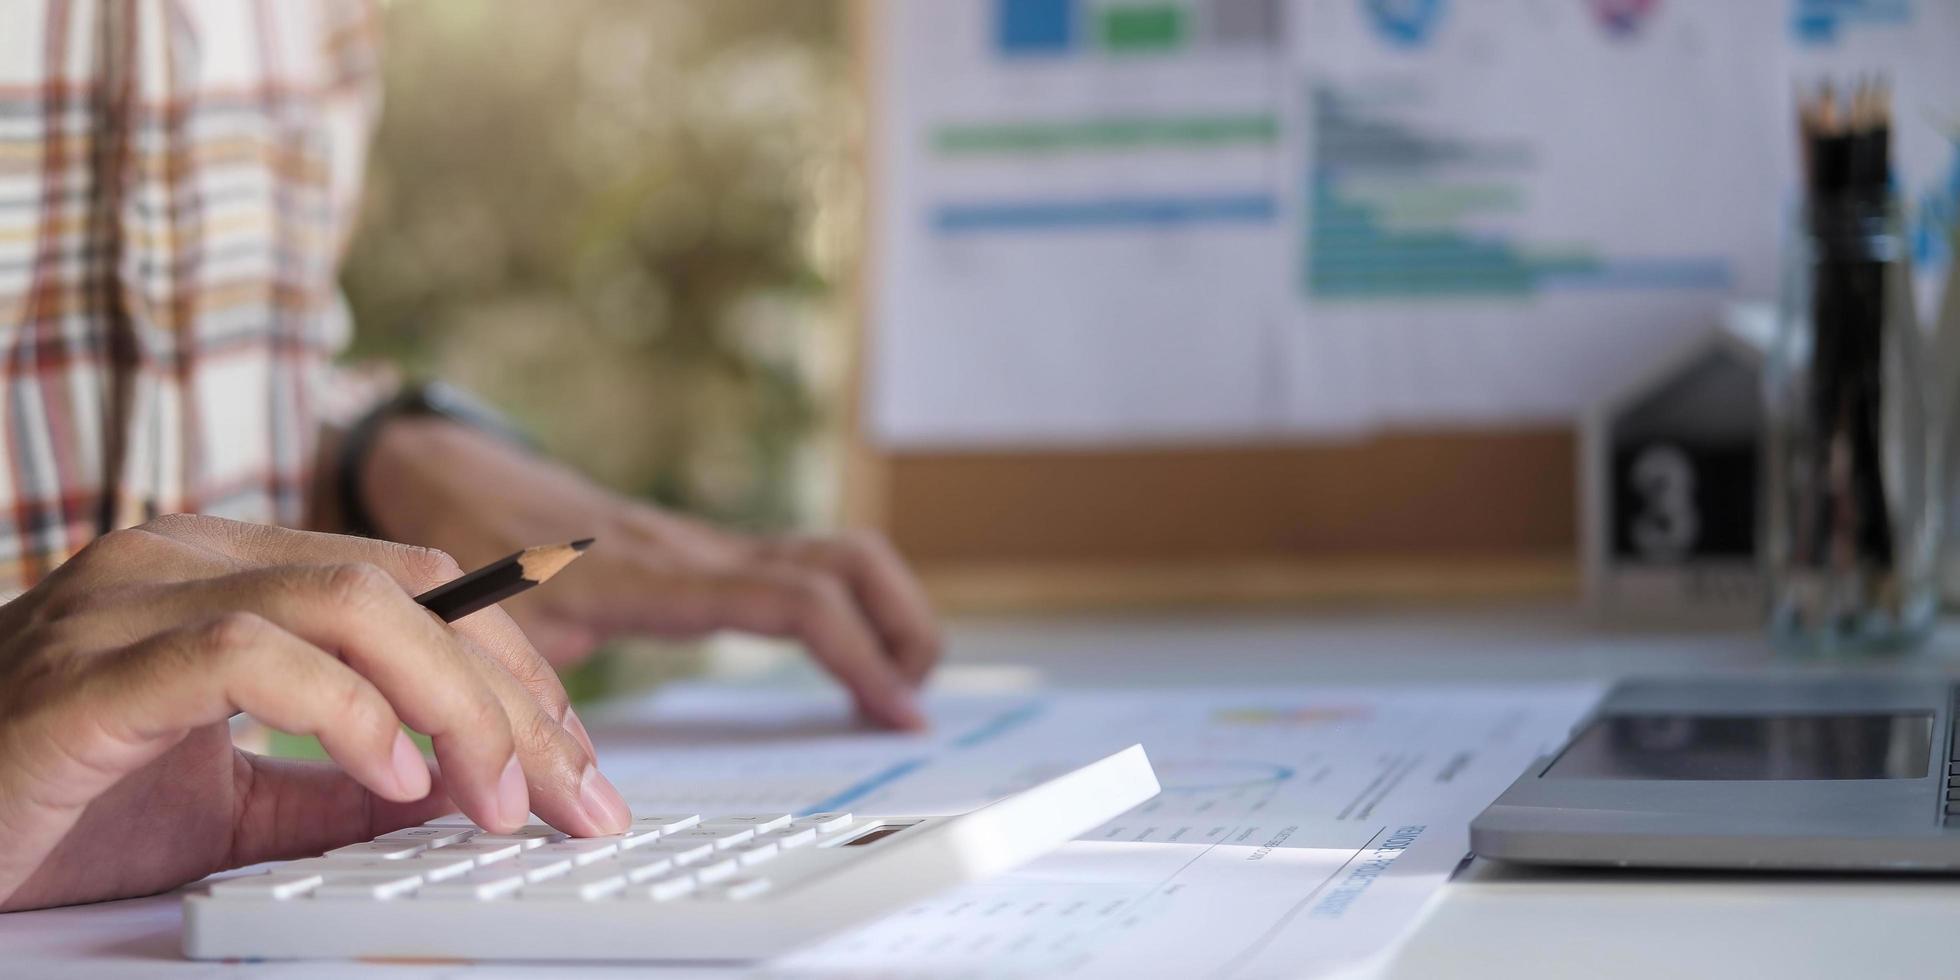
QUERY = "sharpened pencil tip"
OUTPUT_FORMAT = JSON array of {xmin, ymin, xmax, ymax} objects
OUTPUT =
[{"xmin": 570, "ymin": 537, "xmax": 595, "ymax": 552}]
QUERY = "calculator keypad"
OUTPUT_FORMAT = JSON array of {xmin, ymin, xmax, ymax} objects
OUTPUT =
[{"xmin": 207, "ymin": 813, "xmax": 865, "ymax": 904}]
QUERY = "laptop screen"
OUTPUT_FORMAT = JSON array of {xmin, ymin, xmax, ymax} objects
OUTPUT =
[{"xmin": 1542, "ymin": 713, "xmax": 1935, "ymax": 780}]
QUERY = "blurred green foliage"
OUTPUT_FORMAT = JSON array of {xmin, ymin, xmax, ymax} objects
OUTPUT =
[{"xmin": 341, "ymin": 0, "xmax": 854, "ymax": 530}]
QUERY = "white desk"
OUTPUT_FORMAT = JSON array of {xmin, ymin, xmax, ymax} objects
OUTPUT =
[
  {"xmin": 12, "ymin": 605, "xmax": 1957, "ymax": 977},
  {"xmin": 908, "ymin": 605, "xmax": 1960, "ymax": 979}
]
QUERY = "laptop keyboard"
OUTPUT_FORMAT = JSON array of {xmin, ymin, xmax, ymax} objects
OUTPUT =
[{"xmin": 1947, "ymin": 695, "xmax": 1960, "ymax": 821}]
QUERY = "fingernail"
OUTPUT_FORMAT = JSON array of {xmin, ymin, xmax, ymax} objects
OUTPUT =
[
  {"xmin": 495, "ymin": 755, "xmax": 529, "ymax": 830},
  {"xmin": 389, "ymin": 731, "xmax": 430, "ymax": 800},
  {"xmin": 578, "ymin": 765, "xmax": 632, "ymax": 832},
  {"xmin": 562, "ymin": 707, "xmax": 597, "ymax": 761}
]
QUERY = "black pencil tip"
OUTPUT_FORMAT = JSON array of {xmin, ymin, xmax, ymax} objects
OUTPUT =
[{"xmin": 569, "ymin": 537, "xmax": 596, "ymax": 552}]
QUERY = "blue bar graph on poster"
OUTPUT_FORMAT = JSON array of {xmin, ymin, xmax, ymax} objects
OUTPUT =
[
  {"xmin": 1305, "ymin": 84, "xmax": 1732, "ymax": 298},
  {"xmin": 1790, "ymin": 0, "xmax": 1910, "ymax": 44},
  {"xmin": 934, "ymin": 192, "xmax": 1277, "ymax": 234},
  {"xmin": 997, "ymin": 0, "xmax": 1076, "ymax": 55}
]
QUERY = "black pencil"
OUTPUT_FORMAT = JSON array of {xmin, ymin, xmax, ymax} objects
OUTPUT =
[{"xmin": 415, "ymin": 538, "xmax": 594, "ymax": 622}]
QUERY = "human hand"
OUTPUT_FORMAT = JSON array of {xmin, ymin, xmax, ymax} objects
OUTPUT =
[
  {"xmin": 361, "ymin": 418, "xmax": 941, "ymax": 729},
  {"xmin": 0, "ymin": 515, "xmax": 631, "ymax": 912}
]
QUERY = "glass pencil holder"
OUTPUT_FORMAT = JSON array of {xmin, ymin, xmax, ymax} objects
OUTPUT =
[{"xmin": 1762, "ymin": 195, "xmax": 1940, "ymax": 655}]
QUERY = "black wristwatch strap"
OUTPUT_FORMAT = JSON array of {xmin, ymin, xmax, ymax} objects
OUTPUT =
[{"xmin": 334, "ymin": 381, "xmax": 535, "ymax": 539}]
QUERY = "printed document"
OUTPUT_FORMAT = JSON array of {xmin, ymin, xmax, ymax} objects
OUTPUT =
[
  {"xmin": 603, "ymin": 683, "xmax": 1602, "ymax": 978},
  {"xmin": 0, "ymin": 683, "xmax": 1599, "ymax": 979}
]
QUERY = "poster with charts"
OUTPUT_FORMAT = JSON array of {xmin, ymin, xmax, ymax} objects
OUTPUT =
[{"xmin": 867, "ymin": 0, "xmax": 1951, "ymax": 447}]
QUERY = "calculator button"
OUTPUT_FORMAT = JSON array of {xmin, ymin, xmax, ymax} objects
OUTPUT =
[
  {"xmin": 637, "ymin": 874, "xmax": 697, "ymax": 902},
  {"xmin": 510, "ymin": 855, "xmax": 576, "ymax": 882},
  {"xmin": 325, "ymin": 840, "xmax": 426, "ymax": 860},
  {"xmin": 526, "ymin": 840, "xmax": 619, "ymax": 866},
  {"xmin": 418, "ymin": 869, "xmax": 527, "ymax": 901},
  {"xmin": 692, "ymin": 857, "xmax": 740, "ymax": 884},
  {"xmin": 284, "ymin": 858, "xmax": 432, "ymax": 878},
  {"xmin": 404, "ymin": 854, "xmax": 478, "ymax": 882},
  {"xmin": 438, "ymin": 841, "xmax": 524, "ymax": 865},
  {"xmin": 629, "ymin": 814, "xmax": 702, "ymax": 834},
  {"xmin": 209, "ymin": 873, "xmax": 323, "ymax": 900},
  {"xmin": 666, "ymin": 827, "xmax": 755, "ymax": 849},
  {"xmin": 523, "ymin": 867, "xmax": 629, "ymax": 901},
  {"xmin": 422, "ymin": 813, "xmax": 480, "ymax": 828},
  {"xmin": 793, "ymin": 813, "xmax": 855, "ymax": 834},
  {"xmin": 734, "ymin": 843, "xmax": 779, "ymax": 867},
  {"xmin": 472, "ymin": 827, "xmax": 565, "ymax": 849},
  {"xmin": 612, "ymin": 827, "xmax": 665, "ymax": 849},
  {"xmin": 620, "ymin": 855, "xmax": 676, "ymax": 883},
  {"xmin": 637, "ymin": 841, "xmax": 714, "ymax": 866},
  {"xmin": 506, "ymin": 824, "xmax": 568, "ymax": 838},
  {"xmin": 756, "ymin": 827, "xmax": 817, "ymax": 850},
  {"xmin": 1949, "ymin": 763, "xmax": 1960, "ymax": 777},
  {"xmin": 701, "ymin": 814, "xmax": 792, "ymax": 834},
  {"xmin": 468, "ymin": 836, "xmax": 552, "ymax": 851},
  {"xmin": 701, "ymin": 876, "xmax": 772, "ymax": 901},
  {"xmin": 313, "ymin": 876, "xmax": 423, "ymax": 900},
  {"xmin": 377, "ymin": 827, "xmax": 475, "ymax": 847}
]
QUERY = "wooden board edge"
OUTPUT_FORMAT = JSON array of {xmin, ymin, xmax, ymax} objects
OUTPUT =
[
  {"xmin": 839, "ymin": 0, "xmax": 888, "ymax": 531},
  {"xmin": 920, "ymin": 555, "xmax": 1579, "ymax": 614}
]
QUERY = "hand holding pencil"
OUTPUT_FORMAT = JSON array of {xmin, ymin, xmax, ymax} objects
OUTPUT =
[{"xmin": 0, "ymin": 516, "xmax": 630, "ymax": 912}]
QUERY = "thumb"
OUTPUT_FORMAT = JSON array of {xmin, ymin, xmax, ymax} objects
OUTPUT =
[{"xmin": 228, "ymin": 752, "xmax": 456, "ymax": 867}]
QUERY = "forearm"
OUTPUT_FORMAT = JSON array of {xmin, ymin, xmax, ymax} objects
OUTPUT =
[{"xmin": 358, "ymin": 416, "xmax": 586, "ymax": 563}]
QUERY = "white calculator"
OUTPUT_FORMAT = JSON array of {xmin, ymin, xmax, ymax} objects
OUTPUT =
[{"xmin": 184, "ymin": 745, "xmax": 1158, "ymax": 962}]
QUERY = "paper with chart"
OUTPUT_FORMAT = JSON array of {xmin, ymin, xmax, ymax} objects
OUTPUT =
[{"xmin": 598, "ymin": 683, "xmax": 1602, "ymax": 978}]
